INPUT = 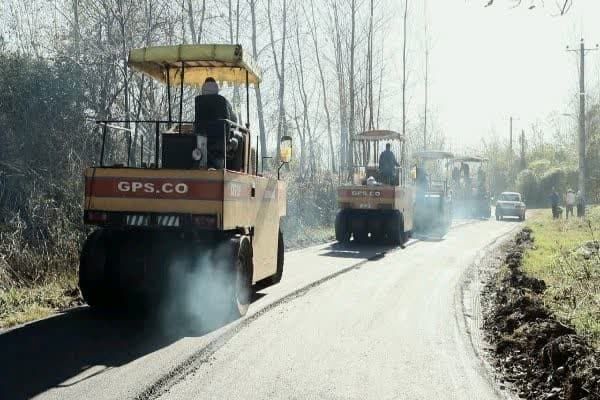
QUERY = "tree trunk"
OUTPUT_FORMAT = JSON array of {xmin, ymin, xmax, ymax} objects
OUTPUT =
[
  {"xmin": 308, "ymin": 0, "xmax": 336, "ymax": 172},
  {"xmin": 401, "ymin": 0, "xmax": 409, "ymax": 161},
  {"xmin": 268, "ymin": 0, "xmax": 287, "ymax": 160},
  {"xmin": 368, "ymin": 0, "xmax": 374, "ymax": 130},
  {"xmin": 332, "ymin": 2, "xmax": 348, "ymax": 175},
  {"xmin": 249, "ymin": 0, "xmax": 267, "ymax": 162},
  {"xmin": 348, "ymin": 0, "xmax": 356, "ymax": 176}
]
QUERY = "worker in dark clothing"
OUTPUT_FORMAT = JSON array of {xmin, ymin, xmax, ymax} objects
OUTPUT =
[
  {"xmin": 379, "ymin": 143, "xmax": 400, "ymax": 185},
  {"xmin": 416, "ymin": 167, "xmax": 428, "ymax": 190},
  {"xmin": 197, "ymin": 77, "xmax": 237, "ymax": 123},
  {"xmin": 576, "ymin": 190, "xmax": 585, "ymax": 217},
  {"xmin": 461, "ymin": 162, "xmax": 470, "ymax": 179},
  {"xmin": 195, "ymin": 77, "xmax": 239, "ymax": 169},
  {"xmin": 452, "ymin": 165, "xmax": 461, "ymax": 186},
  {"xmin": 461, "ymin": 162, "xmax": 471, "ymax": 190},
  {"xmin": 477, "ymin": 166, "xmax": 486, "ymax": 189},
  {"xmin": 550, "ymin": 187, "xmax": 560, "ymax": 219}
]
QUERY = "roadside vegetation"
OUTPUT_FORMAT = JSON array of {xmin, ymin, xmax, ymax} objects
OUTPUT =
[
  {"xmin": 523, "ymin": 206, "xmax": 600, "ymax": 348},
  {"xmin": 484, "ymin": 228, "xmax": 600, "ymax": 399}
]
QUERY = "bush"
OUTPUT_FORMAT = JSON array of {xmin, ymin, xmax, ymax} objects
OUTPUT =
[
  {"xmin": 516, "ymin": 169, "xmax": 540, "ymax": 206},
  {"xmin": 528, "ymin": 159, "xmax": 551, "ymax": 177},
  {"xmin": 282, "ymin": 171, "xmax": 337, "ymax": 248},
  {"xmin": 0, "ymin": 53, "xmax": 87, "ymax": 290}
]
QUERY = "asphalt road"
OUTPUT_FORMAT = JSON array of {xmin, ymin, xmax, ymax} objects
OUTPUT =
[{"xmin": 0, "ymin": 219, "xmax": 520, "ymax": 400}]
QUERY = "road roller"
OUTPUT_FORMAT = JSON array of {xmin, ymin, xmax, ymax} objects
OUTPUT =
[
  {"xmin": 80, "ymin": 44, "xmax": 291, "ymax": 318},
  {"xmin": 335, "ymin": 130, "xmax": 415, "ymax": 245},
  {"xmin": 450, "ymin": 155, "xmax": 491, "ymax": 219},
  {"xmin": 413, "ymin": 150, "xmax": 454, "ymax": 236}
]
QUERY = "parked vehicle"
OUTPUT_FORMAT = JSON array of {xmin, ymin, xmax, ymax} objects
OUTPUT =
[{"xmin": 495, "ymin": 192, "xmax": 526, "ymax": 221}]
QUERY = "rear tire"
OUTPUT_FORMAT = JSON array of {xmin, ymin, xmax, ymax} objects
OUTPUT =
[
  {"xmin": 388, "ymin": 213, "xmax": 405, "ymax": 245},
  {"xmin": 335, "ymin": 211, "xmax": 351, "ymax": 243},
  {"xmin": 268, "ymin": 230, "xmax": 284, "ymax": 285},
  {"xmin": 352, "ymin": 215, "xmax": 368, "ymax": 243},
  {"xmin": 79, "ymin": 230, "xmax": 113, "ymax": 309}
]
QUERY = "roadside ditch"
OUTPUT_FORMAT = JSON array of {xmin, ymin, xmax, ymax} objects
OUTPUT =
[{"xmin": 481, "ymin": 228, "xmax": 600, "ymax": 400}]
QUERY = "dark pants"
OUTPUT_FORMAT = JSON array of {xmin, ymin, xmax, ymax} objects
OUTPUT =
[
  {"xmin": 577, "ymin": 203, "xmax": 584, "ymax": 217},
  {"xmin": 380, "ymin": 171, "xmax": 395, "ymax": 185},
  {"xmin": 552, "ymin": 205, "xmax": 560, "ymax": 219},
  {"xmin": 566, "ymin": 205, "xmax": 574, "ymax": 218}
]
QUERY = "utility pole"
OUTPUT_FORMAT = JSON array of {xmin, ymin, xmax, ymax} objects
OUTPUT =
[
  {"xmin": 567, "ymin": 39, "xmax": 598, "ymax": 216},
  {"xmin": 509, "ymin": 116, "xmax": 513, "ymax": 153},
  {"xmin": 520, "ymin": 129, "xmax": 526, "ymax": 170},
  {"xmin": 423, "ymin": 0, "xmax": 428, "ymax": 151}
]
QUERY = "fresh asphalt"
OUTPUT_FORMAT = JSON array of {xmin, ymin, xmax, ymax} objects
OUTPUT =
[{"xmin": 0, "ymin": 218, "xmax": 521, "ymax": 400}]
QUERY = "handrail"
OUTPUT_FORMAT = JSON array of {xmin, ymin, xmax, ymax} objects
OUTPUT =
[
  {"xmin": 97, "ymin": 118, "xmax": 251, "ymax": 172},
  {"xmin": 97, "ymin": 122, "xmax": 134, "ymax": 133}
]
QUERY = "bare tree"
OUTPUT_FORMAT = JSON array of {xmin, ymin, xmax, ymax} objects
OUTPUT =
[
  {"xmin": 348, "ymin": 0, "xmax": 356, "ymax": 176},
  {"xmin": 290, "ymin": 11, "xmax": 316, "ymax": 177},
  {"xmin": 248, "ymin": 0, "xmax": 267, "ymax": 159},
  {"xmin": 267, "ymin": 0, "xmax": 288, "ymax": 160},
  {"xmin": 306, "ymin": 0, "xmax": 336, "ymax": 172},
  {"xmin": 484, "ymin": 0, "xmax": 572, "ymax": 15},
  {"xmin": 186, "ymin": 0, "xmax": 207, "ymax": 43},
  {"xmin": 367, "ymin": 0, "xmax": 374, "ymax": 130},
  {"xmin": 331, "ymin": 1, "xmax": 349, "ymax": 175},
  {"xmin": 401, "ymin": 0, "xmax": 408, "ymax": 160}
]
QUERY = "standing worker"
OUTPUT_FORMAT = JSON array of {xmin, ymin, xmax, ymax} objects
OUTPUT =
[
  {"xmin": 576, "ymin": 190, "xmax": 585, "ymax": 217},
  {"xmin": 565, "ymin": 189, "xmax": 575, "ymax": 219},
  {"xmin": 550, "ymin": 187, "xmax": 560, "ymax": 219},
  {"xmin": 378, "ymin": 143, "xmax": 400, "ymax": 185}
]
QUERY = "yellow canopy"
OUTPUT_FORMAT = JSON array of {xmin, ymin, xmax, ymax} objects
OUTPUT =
[
  {"xmin": 416, "ymin": 150, "xmax": 454, "ymax": 160},
  {"xmin": 128, "ymin": 44, "xmax": 262, "ymax": 86},
  {"xmin": 352, "ymin": 130, "xmax": 405, "ymax": 142}
]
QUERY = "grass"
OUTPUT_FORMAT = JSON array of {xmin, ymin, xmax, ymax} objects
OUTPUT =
[
  {"xmin": 523, "ymin": 206, "xmax": 600, "ymax": 348},
  {"xmin": 0, "ymin": 275, "xmax": 81, "ymax": 329}
]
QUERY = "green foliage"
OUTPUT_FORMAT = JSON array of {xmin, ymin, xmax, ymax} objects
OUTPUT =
[
  {"xmin": 516, "ymin": 169, "xmax": 539, "ymax": 204},
  {"xmin": 0, "ymin": 52, "xmax": 88, "ymax": 289},
  {"xmin": 524, "ymin": 207, "xmax": 600, "ymax": 348},
  {"xmin": 528, "ymin": 159, "xmax": 551, "ymax": 177},
  {"xmin": 539, "ymin": 167, "xmax": 566, "ymax": 196},
  {"xmin": 0, "ymin": 52, "xmax": 90, "ymax": 227}
]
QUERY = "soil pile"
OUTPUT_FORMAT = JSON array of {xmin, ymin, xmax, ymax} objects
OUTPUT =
[{"xmin": 484, "ymin": 227, "xmax": 600, "ymax": 400}]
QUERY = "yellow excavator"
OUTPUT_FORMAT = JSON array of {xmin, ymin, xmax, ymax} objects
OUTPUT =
[{"xmin": 80, "ymin": 44, "xmax": 291, "ymax": 317}]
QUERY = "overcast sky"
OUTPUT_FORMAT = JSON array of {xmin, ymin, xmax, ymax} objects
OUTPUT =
[{"xmin": 410, "ymin": 0, "xmax": 600, "ymax": 152}]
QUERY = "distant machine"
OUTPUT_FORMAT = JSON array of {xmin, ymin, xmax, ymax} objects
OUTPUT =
[
  {"xmin": 451, "ymin": 155, "xmax": 491, "ymax": 219},
  {"xmin": 335, "ymin": 130, "xmax": 415, "ymax": 244},
  {"xmin": 413, "ymin": 150, "xmax": 454, "ymax": 235}
]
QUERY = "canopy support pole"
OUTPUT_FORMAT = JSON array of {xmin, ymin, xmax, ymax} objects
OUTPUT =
[
  {"xmin": 179, "ymin": 61, "xmax": 185, "ymax": 133},
  {"xmin": 166, "ymin": 66, "xmax": 172, "ymax": 125},
  {"xmin": 245, "ymin": 70, "xmax": 250, "ymax": 128}
]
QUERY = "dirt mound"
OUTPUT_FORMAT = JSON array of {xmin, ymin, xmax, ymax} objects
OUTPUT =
[{"xmin": 483, "ymin": 228, "xmax": 600, "ymax": 400}]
